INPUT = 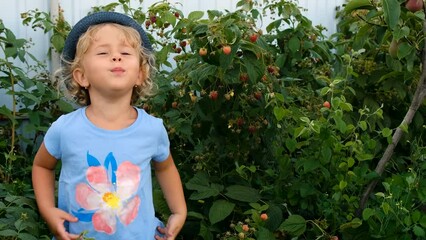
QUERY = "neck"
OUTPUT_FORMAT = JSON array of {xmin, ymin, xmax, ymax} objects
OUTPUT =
[{"xmin": 85, "ymin": 100, "xmax": 137, "ymax": 130}]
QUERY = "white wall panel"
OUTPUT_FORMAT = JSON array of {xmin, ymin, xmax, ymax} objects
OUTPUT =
[
  {"xmin": 0, "ymin": 0, "xmax": 345, "ymax": 107},
  {"xmin": 0, "ymin": 0, "xmax": 346, "ymax": 63},
  {"xmin": 298, "ymin": 0, "xmax": 345, "ymax": 35}
]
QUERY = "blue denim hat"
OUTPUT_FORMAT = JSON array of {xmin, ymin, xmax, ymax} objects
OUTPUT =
[{"xmin": 62, "ymin": 11, "xmax": 153, "ymax": 61}]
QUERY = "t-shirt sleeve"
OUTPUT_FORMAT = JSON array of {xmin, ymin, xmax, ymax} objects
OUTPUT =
[
  {"xmin": 153, "ymin": 119, "xmax": 170, "ymax": 162},
  {"xmin": 43, "ymin": 116, "xmax": 63, "ymax": 160}
]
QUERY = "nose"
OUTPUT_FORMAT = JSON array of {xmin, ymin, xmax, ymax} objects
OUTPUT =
[{"xmin": 112, "ymin": 57, "xmax": 122, "ymax": 62}]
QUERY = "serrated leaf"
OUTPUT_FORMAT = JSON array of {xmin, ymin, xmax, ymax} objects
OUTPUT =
[
  {"xmin": 255, "ymin": 226, "xmax": 276, "ymax": 239},
  {"xmin": 279, "ymin": 215, "xmax": 306, "ymax": 236},
  {"xmin": 186, "ymin": 172, "xmax": 221, "ymax": 200},
  {"xmin": 209, "ymin": 200, "xmax": 235, "ymax": 225}
]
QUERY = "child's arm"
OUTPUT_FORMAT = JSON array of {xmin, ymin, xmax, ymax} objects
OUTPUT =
[
  {"xmin": 32, "ymin": 142, "xmax": 79, "ymax": 240},
  {"xmin": 154, "ymin": 154, "xmax": 187, "ymax": 239}
]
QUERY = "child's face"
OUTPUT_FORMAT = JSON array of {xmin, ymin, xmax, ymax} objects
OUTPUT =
[{"xmin": 73, "ymin": 24, "xmax": 143, "ymax": 99}]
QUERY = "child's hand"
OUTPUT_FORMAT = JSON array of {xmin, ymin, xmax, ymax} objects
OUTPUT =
[
  {"xmin": 44, "ymin": 207, "xmax": 80, "ymax": 240},
  {"xmin": 155, "ymin": 213, "xmax": 186, "ymax": 240}
]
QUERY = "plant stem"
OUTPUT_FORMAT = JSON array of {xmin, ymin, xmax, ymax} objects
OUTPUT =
[{"xmin": 5, "ymin": 62, "xmax": 16, "ymax": 184}]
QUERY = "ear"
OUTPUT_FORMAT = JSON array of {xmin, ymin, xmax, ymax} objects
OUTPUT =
[{"xmin": 73, "ymin": 68, "xmax": 89, "ymax": 88}]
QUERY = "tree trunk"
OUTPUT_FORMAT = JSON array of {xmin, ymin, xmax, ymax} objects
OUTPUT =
[{"xmin": 357, "ymin": 18, "xmax": 426, "ymax": 215}]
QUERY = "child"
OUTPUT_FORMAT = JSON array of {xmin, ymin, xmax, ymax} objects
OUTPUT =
[{"xmin": 32, "ymin": 12, "xmax": 187, "ymax": 240}]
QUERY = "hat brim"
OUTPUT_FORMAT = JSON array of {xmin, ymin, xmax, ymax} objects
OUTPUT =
[{"xmin": 62, "ymin": 11, "xmax": 153, "ymax": 61}]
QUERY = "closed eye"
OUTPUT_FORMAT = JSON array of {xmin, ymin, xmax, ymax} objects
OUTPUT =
[{"xmin": 97, "ymin": 52, "xmax": 107, "ymax": 55}]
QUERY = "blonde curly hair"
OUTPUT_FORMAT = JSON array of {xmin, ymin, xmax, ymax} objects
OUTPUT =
[{"xmin": 56, "ymin": 23, "xmax": 156, "ymax": 106}]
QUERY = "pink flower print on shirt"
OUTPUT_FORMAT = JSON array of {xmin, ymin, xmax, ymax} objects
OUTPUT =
[{"xmin": 75, "ymin": 153, "xmax": 141, "ymax": 235}]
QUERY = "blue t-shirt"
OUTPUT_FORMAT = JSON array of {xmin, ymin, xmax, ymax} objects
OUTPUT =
[{"xmin": 44, "ymin": 107, "xmax": 169, "ymax": 239}]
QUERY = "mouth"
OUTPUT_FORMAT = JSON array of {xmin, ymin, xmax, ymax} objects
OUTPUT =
[{"xmin": 111, "ymin": 67, "xmax": 125, "ymax": 73}]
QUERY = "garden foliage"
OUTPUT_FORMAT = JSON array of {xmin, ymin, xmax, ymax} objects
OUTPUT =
[{"xmin": 0, "ymin": 0, "xmax": 425, "ymax": 239}]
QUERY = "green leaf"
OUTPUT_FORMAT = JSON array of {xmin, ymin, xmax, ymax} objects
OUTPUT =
[
  {"xmin": 255, "ymin": 226, "xmax": 276, "ymax": 239},
  {"xmin": 347, "ymin": 157, "xmax": 355, "ymax": 168},
  {"xmin": 0, "ymin": 229, "xmax": 17, "ymax": 237},
  {"xmin": 344, "ymin": 0, "xmax": 374, "ymax": 12},
  {"xmin": 209, "ymin": 200, "xmax": 235, "ymax": 225},
  {"xmin": 0, "ymin": 106, "xmax": 14, "ymax": 121},
  {"xmin": 412, "ymin": 210, "xmax": 421, "ymax": 222},
  {"xmin": 153, "ymin": 189, "xmax": 169, "ymax": 217},
  {"xmin": 51, "ymin": 34, "xmax": 65, "ymax": 52},
  {"xmin": 279, "ymin": 215, "xmax": 306, "ymax": 237},
  {"xmin": 187, "ymin": 211, "xmax": 205, "ymax": 220},
  {"xmin": 163, "ymin": 11, "xmax": 177, "ymax": 27},
  {"xmin": 320, "ymin": 87, "xmax": 331, "ymax": 96},
  {"xmin": 225, "ymin": 185, "xmax": 260, "ymax": 202},
  {"xmin": 419, "ymin": 215, "xmax": 426, "ymax": 228},
  {"xmin": 303, "ymin": 158, "xmax": 320, "ymax": 172},
  {"xmin": 362, "ymin": 208, "xmax": 375, "ymax": 220},
  {"xmin": 382, "ymin": 0, "xmax": 400, "ymax": 30},
  {"xmin": 288, "ymin": 36, "xmax": 300, "ymax": 53},
  {"xmin": 199, "ymin": 222, "xmax": 214, "ymax": 240},
  {"xmin": 393, "ymin": 26, "xmax": 410, "ymax": 41},
  {"xmin": 339, "ymin": 180, "xmax": 347, "ymax": 190},
  {"xmin": 359, "ymin": 121, "xmax": 368, "ymax": 131},
  {"xmin": 339, "ymin": 218, "xmax": 362, "ymax": 230},
  {"xmin": 397, "ymin": 42, "xmax": 415, "ymax": 59},
  {"xmin": 339, "ymin": 102, "xmax": 353, "ymax": 112},
  {"xmin": 335, "ymin": 118, "xmax": 347, "ymax": 134},
  {"xmin": 381, "ymin": 202, "xmax": 390, "ymax": 214},
  {"xmin": 18, "ymin": 233, "xmax": 38, "ymax": 240},
  {"xmin": 353, "ymin": 25, "xmax": 371, "ymax": 50},
  {"xmin": 273, "ymin": 106, "xmax": 286, "ymax": 121},
  {"xmin": 186, "ymin": 172, "xmax": 222, "ymax": 200},
  {"xmin": 300, "ymin": 117, "xmax": 310, "ymax": 123},
  {"xmin": 57, "ymin": 99, "xmax": 74, "ymax": 113},
  {"xmin": 399, "ymin": 122, "xmax": 409, "ymax": 133},
  {"xmin": 294, "ymin": 126, "xmax": 307, "ymax": 138},
  {"xmin": 355, "ymin": 153, "xmax": 374, "ymax": 161},
  {"xmin": 285, "ymin": 138, "xmax": 297, "ymax": 152},
  {"xmin": 188, "ymin": 11, "xmax": 204, "ymax": 21},
  {"xmin": 413, "ymin": 225, "xmax": 425, "ymax": 237},
  {"xmin": 381, "ymin": 128, "xmax": 392, "ymax": 137},
  {"xmin": 189, "ymin": 64, "xmax": 217, "ymax": 83}
]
